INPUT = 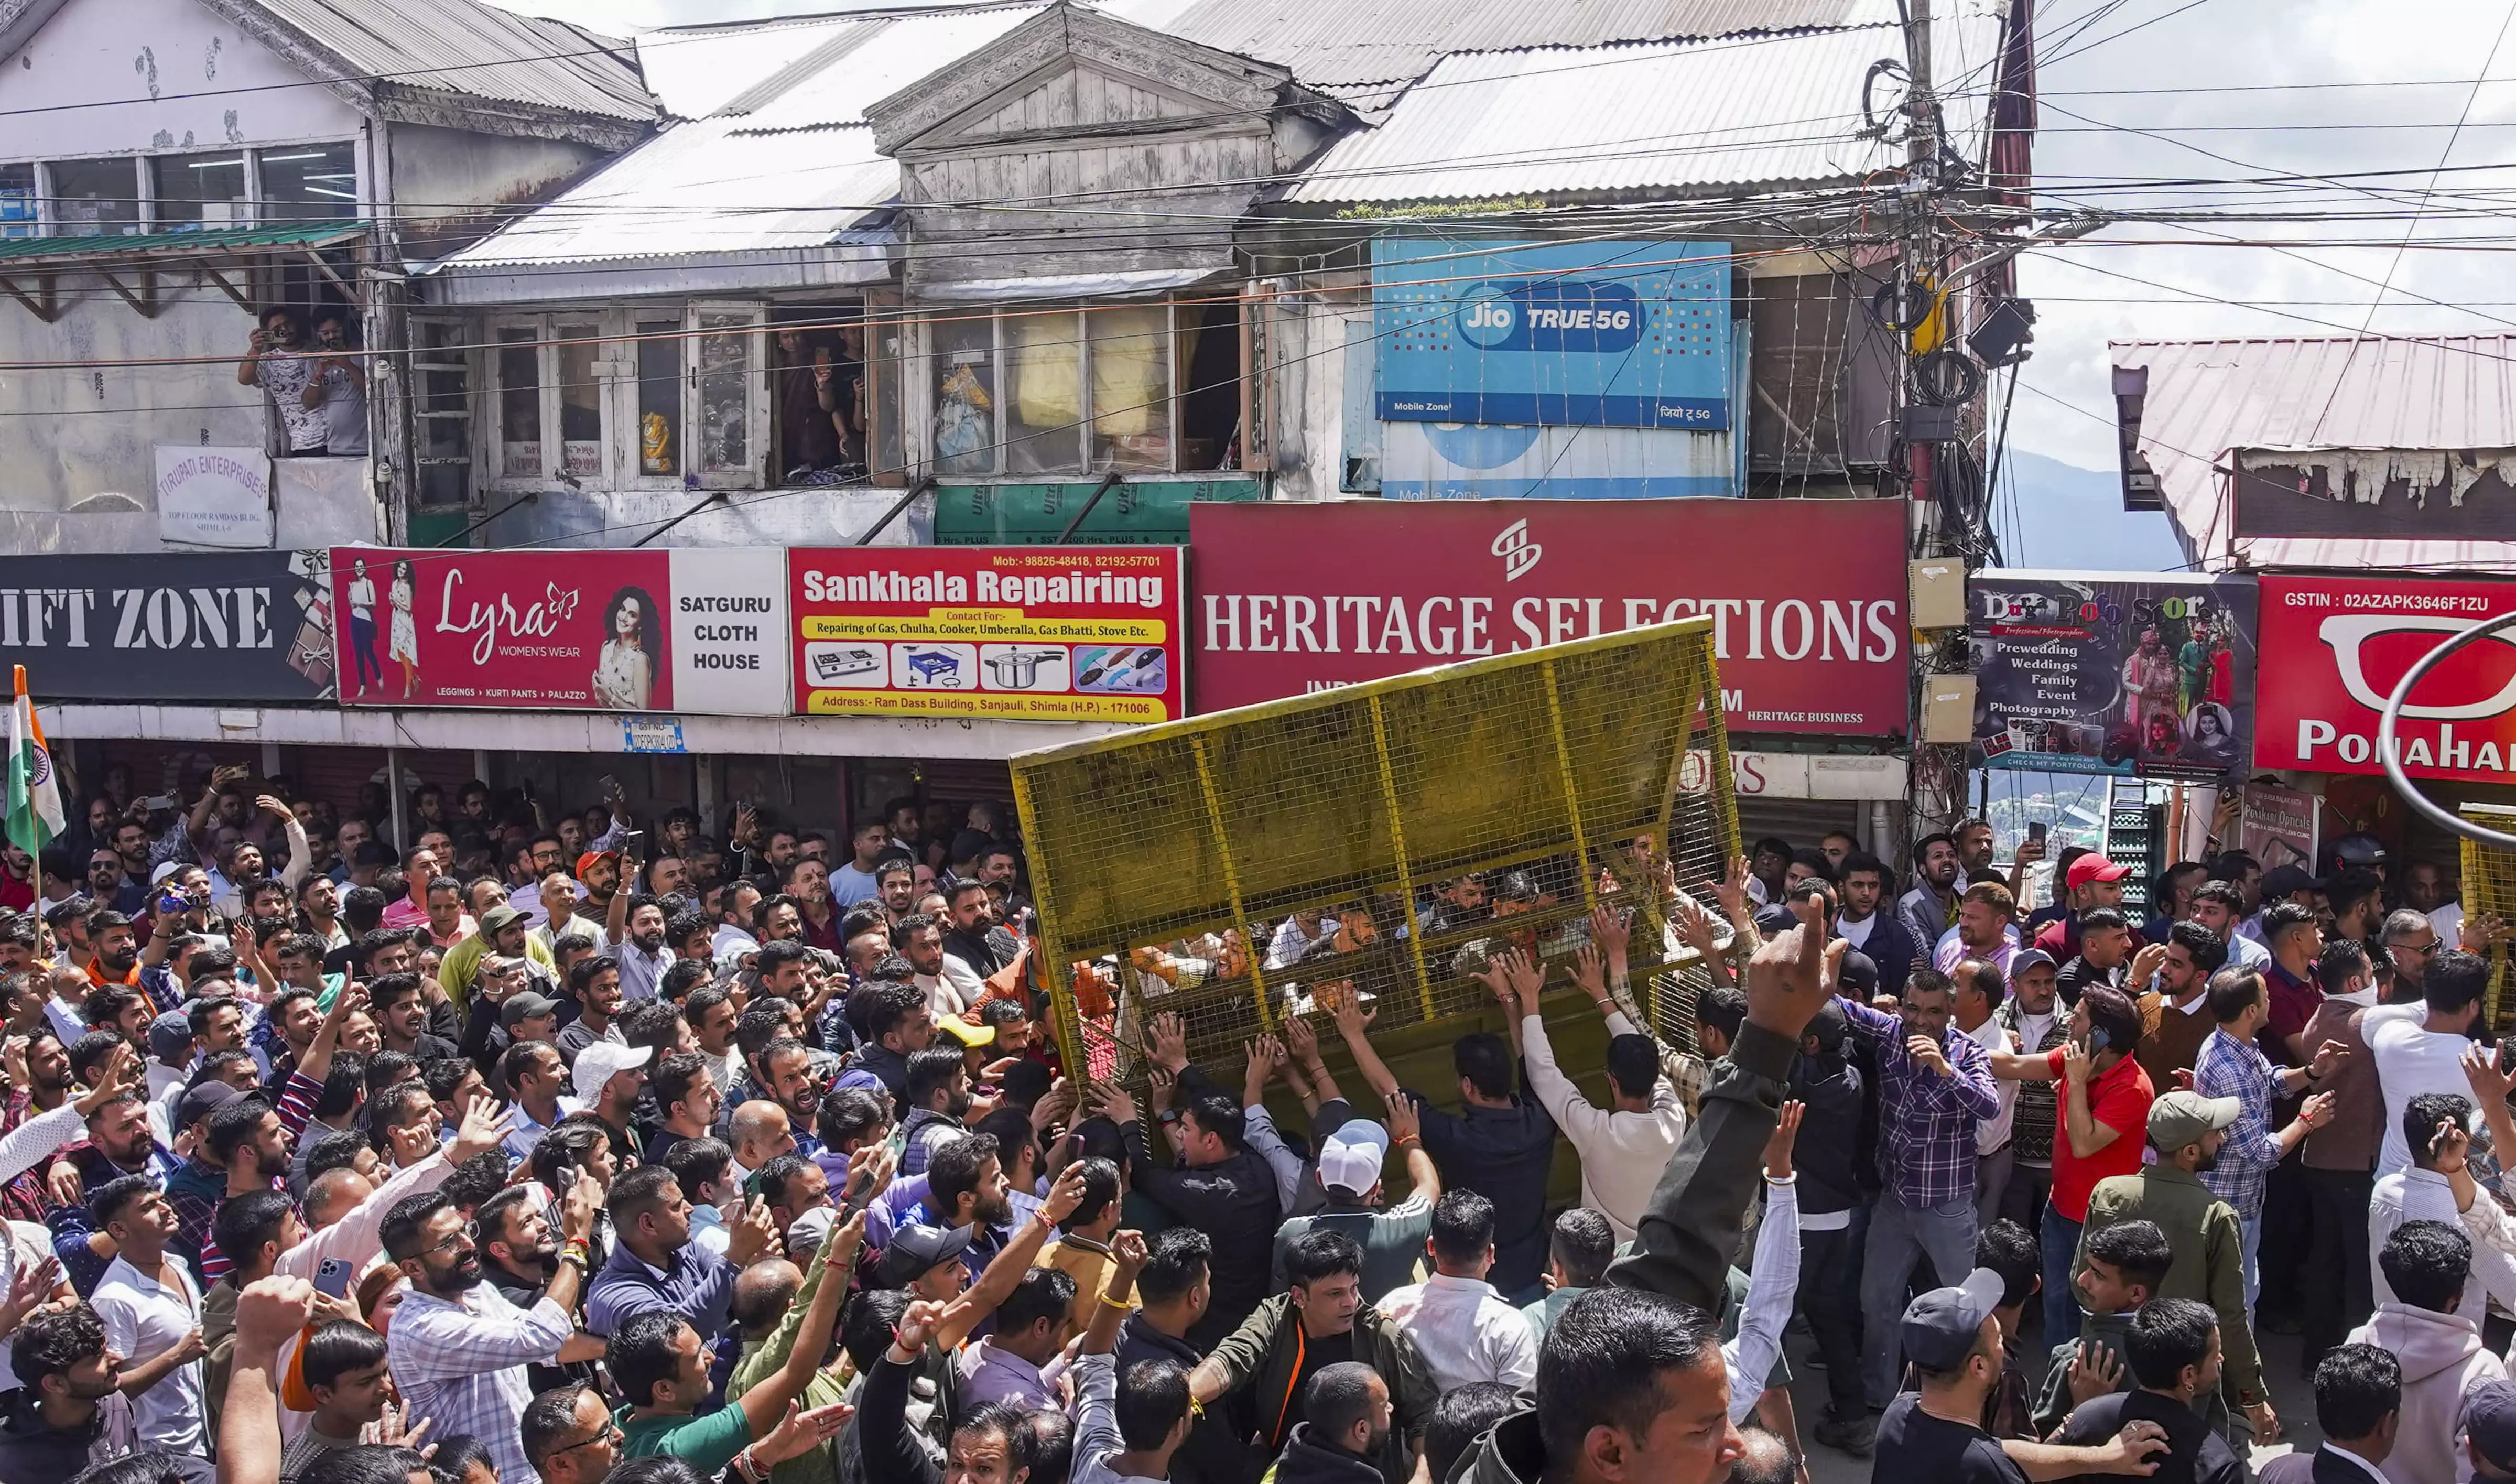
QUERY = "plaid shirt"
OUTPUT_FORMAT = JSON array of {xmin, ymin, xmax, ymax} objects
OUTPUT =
[
  {"xmin": 1838, "ymin": 996, "xmax": 2002, "ymax": 1207},
  {"xmin": 389, "ymin": 1281, "xmax": 578, "ymax": 1484},
  {"xmin": 0, "ymin": 1088, "xmax": 56, "ymax": 1223},
  {"xmin": 2194, "ymin": 1027, "xmax": 2284, "ymax": 1218}
]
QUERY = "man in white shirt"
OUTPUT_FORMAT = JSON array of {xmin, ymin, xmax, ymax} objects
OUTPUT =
[
  {"xmin": 88, "ymin": 1178, "xmax": 206, "ymax": 1451},
  {"xmin": 898, "ymin": 913, "xmax": 984, "ymax": 1019},
  {"xmin": 1500, "ymin": 935, "xmax": 1682, "ymax": 1242},
  {"xmin": 1950, "ymin": 956, "xmax": 2020, "ymax": 1225},
  {"xmin": 2368, "ymin": 1090, "xmax": 2516, "ymax": 1333},
  {"xmin": 2188, "ymin": 882, "xmax": 2270, "ymax": 971},
  {"xmin": 2362, "ymin": 950, "xmax": 2496, "ymax": 1180},
  {"xmin": 1375, "ymin": 1189, "xmax": 1537, "ymax": 1392}
]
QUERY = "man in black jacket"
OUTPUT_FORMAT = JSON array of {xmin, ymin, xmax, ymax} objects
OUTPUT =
[
  {"xmin": 1120, "ymin": 1227, "xmax": 1258, "ymax": 1484},
  {"xmin": 1790, "ymin": 1000, "xmax": 1871, "ymax": 1454},
  {"xmin": 0, "ymin": 1301, "xmax": 213, "ymax": 1480},
  {"xmin": 1089, "ymin": 1013, "xmax": 1280, "ymax": 1348},
  {"xmin": 1273, "ymin": 1363, "xmax": 1395, "ymax": 1484}
]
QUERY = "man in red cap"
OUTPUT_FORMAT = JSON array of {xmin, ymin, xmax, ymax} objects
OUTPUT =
[
  {"xmin": 575, "ymin": 849, "xmax": 621, "ymax": 932},
  {"xmin": 2035, "ymin": 853, "xmax": 2143, "ymax": 965}
]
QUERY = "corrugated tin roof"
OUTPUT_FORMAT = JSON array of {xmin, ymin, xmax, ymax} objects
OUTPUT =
[
  {"xmin": 1110, "ymin": 0, "xmax": 1897, "ymax": 98},
  {"xmin": 731, "ymin": 6, "xmax": 1047, "ymax": 132},
  {"xmin": 0, "ymin": 220, "xmax": 367, "ymax": 263},
  {"xmin": 2116, "ymin": 334, "xmax": 2516, "ymax": 572},
  {"xmin": 254, "ymin": 0, "xmax": 653, "ymax": 122},
  {"xmin": 633, "ymin": 12, "xmax": 875, "ymax": 120},
  {"xmin": 433, "ymin": 117, "xmax": 895, "ymax": 268},
  {"xmin": 1282, "ymin": 8, "xmax": 2001, "ymax": 204}
]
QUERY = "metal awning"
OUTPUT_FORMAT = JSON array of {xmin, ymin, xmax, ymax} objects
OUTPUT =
[
  {"xmin": 917, "ymin": 266, "xmax": 1227, "ymax": 304},
  {"xmin": 0, "ymin": 221, "xmax": 372, "ymax": 321}
]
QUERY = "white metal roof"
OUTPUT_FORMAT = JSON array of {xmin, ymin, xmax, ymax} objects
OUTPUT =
[
  {"xmin": 1282, "ymin": 8, "xmax": 2001, "ymax": 204},
  {"xmin": 256, "ymin": 0, "xmax": 654, "ymax": 122},
  {"xmin": 2117, "ymin": 335, "xmax": 2516, "ymax": 573},
  {"xmin": 632, "ymin": 12, "xmax": 872, "ymax": 121},
  {"xmin": 1116, "ymin": 0, "xmax": 1897, "ymax": 100},
  {"xmin": 731, "ymin": 6, "xmax": 1048, "ymax": 132},
  {"xmin": 432, "ymin": 116, "xmax": 896, "ymax": 271}
]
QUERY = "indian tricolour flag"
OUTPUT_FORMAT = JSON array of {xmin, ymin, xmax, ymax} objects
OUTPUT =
[{"xmin": 6, "ymin": 667, "xmax": 62, "ymax": 859}]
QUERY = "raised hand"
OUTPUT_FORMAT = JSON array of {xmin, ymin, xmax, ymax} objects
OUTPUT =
[
  {"xmin": 1328, "ymin": 987, "xmax": 1376, "ymax": 1041},
  {"xmin": 1588, "ymin": 904, "xmax": 1631, "ymax": 960},
  {"xmin": 1146, "ymin": 1012, "xmax": 1189, "ymax": 1073},
  {"xmin": 2466, "ymin": 1044, "xmax": 2516, "ymax": 1107},
  {"xmin": 1741, "ymin": 894, "xmax": 1839, "ymax": 1039},
  {"xmin": 1384, "ymin": 1090, "xmax": 1420, "ymax": 1148},
  {"xmin": 234, "ymin": 1275, "xmax": 316, "ymax": 1354},
  {"xmin": 42, "ymin": 1162, "xmax": 79, "ymax": 1211},
  {"xmin": 2431, "ymin": 1116, "xmax": 2472, "ymax": 1174},
  {"xmin": 2128, "ymin": 941, "xmax": 2170, "ymax": 988},
  {"xmin": 1040, "ymin": 1160, "xmax": 1090, "ymax": 1226},
  {"xmin": 446, "ymin": 1095, "xmax": 513, "ymax": 1165},
  {"xmin": 755, "ymin": 1399, "xmax": 855, "ymax": 1466},
  {"xmin": 1712, "ymin": 855, "xmax": 1752, "ymax": 923},
  {"xmin": 1907, "ymin": 1034, "xmax": 1950, "ymax": 1079},
  {"xmin": 557, "ymin": 1165, "xmax": 602, "ymax": 1244},
  {"xmin": 1087, "ymin": 1080, "xmax": 1137, "ymax": 1126},
  {"xmin": 2463, "ymin": 913, "xmax": 2510, "ymax": 952},
  {"xmin": 1284, "ymin": 1014, "xmax": 1322, "ymax": 1068},
  {"xmin": 2067, "ymin": 1341, "xmax": 2124, "ymax": 1405},
  {"xmin": 728, "ymin": 1195, "xmax": 779, "ymax": 1264},
  {"xmin": 892, "ymin": 1298, "xmax": 945, "ymax": 1358},
  {"xmin": 1763, "ymin": 1100, "xmax": 1803, "ymax": 1180},
  {"xmin": 2061, "ymin": 1035, "xmax": 2094, "ymax": 1087},
  {"xmin": 842, "ymin": 1142, "xmax": 895, "ymax": 1206},
  {"xmin": 1110, "ymin": 1229, "xmax": 1149, "ymax": 1279},
  {"xmin": 0, "ymin": 1254, "xmax": 60, "ymax": 1336},
  {"xmin": 1568, "ymin": 944, "xmax": 1608, "ymax": 1003}
]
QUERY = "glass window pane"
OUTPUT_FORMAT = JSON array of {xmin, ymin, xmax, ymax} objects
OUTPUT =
[
  {"xmin": 556, "ymin": 323, "xmax": 601, "ymax": 478},
  {"xmin": 696, "ymin": 312, "xmax": 752, "ymax": 474},
  {"xmin": 150, "ymin": 152, "xmax": 249, "ymax": 229},
  {"xmin": 1092, "ymin": 304, "xmax": 1172, "ymax": 471},
  {"xmin": 931, "ymin": 315, "xmax": 996, "ymax": 476},
  {"xmin": 637, "ymin": 321, "xmax": 682, "ymax": 476},
  {"xmin": 256, "ymin": 143, "xmax": 357, "ymax": 223},
  {"xmin": 497, "ymin": 327, "xmax": 541, "ymax": 479},
  {"xmin": 1005, "ymin": 308, "xmax": 1082, "ymax": 474},
  {"xmin": 0, "ymin": 165, "xmax": 33, "ymax": 240},
  {"xmin": 45, "ymin": 159, "xmax": 139, "ymax": 236}
]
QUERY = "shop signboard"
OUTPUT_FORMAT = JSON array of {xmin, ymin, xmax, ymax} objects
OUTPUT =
[
  {"xmin": 2238, "ymin": 779, "xmax": 2317, "ymax": 873},
  {"xmin": 330, "ymin": 547, "xmax": 788, "ymax": 713},
  {"xmin": 1373, "ymin": 239, "xmax": 1732, "ymax": 430},
  {"xmin": 1970, "ymin": 571, "xmax": 2258, "ymax": 779},
  {"xmin": 1189, "ymin": 499, "xmax": 1907, "ymax": 734},
  {"xmin": 0, "ymin": 551, "xmax": 333, "ymax": 701},
  {"xmin": 2257, "ymin": 572, "xmax": 2516, "ymax": 783},
  {"xmin": 156, "ymin": 446, "xmax": 274, "ymax": 549},
  {"xmin": 790, "ymin": 547, "xmax": 1187, "ymax": 724}
]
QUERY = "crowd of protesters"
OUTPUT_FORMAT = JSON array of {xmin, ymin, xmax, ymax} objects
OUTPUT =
[{"xmin": 0, "ymin": 762, "xmax": 2508, "ymax": 1484}]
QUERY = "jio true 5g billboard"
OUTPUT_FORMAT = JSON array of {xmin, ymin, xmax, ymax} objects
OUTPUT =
[{"xmin": 1372, "ymin": 239, "xmax": 1733, "ymax": 430}]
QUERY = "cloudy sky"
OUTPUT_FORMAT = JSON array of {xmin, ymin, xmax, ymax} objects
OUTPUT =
[{"xmin": 499, "ymin": 0, "xmax": 2516, "ymax": 472}]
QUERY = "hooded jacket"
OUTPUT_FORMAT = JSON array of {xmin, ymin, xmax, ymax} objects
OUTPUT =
[
  {"xmin": 2345, "ymin": 1301, "xmax": 2506, "ymax": 1484},
  {"xmin": 1269, "ymin": 1424, "xmax": 1389, "ymax": 1484}
]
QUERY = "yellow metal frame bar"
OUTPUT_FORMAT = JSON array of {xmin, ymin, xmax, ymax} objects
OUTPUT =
[
  {"xmin": 1542, "ymin": 658, "xmax": 1599, "ymax": 913},
  {"xmin": 1367, "ymin": 694, "xmax": 1439, "ymax": 1021},
  {"xmin": 1008, "ymin": 761, "xmax": 1086, "ymax": 1080},
  {"xmin": 1191, "ymin": 736, "xmax": 1273, "ymax": 1032}
]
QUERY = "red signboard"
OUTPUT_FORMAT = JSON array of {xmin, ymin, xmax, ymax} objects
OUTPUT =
[
  {"xmin": 790, "ymin": 547, "xmax": 1187, "ymax": 724},
  {"xmin": 1189, "ymin": 499, "xmax": 1910, "ymax": 733},
  {"xmin": 333, "ymin": 547, "xmax": 676, "ymax": 711},
  {"xmin": 2258, "ymin": 573, "xmax": 2516, "ymax": 783}
]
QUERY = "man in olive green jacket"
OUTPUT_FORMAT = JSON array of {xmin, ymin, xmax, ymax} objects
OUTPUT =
[{"xmin": 2071, "ymin": 1090, "xmax": 2272, "ymax": 1443}]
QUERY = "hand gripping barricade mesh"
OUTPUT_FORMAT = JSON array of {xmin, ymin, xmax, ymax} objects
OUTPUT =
[{"xmin": 1010, "ymin": 616, "xmax": 1743, "ymax": 1097}]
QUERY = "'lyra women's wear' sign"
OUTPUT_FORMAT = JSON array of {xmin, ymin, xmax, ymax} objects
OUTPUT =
[
  {"xmin": 790, "ymin": 547, "xmax": 1187, "ymax": 723},
  {"xmin": 329, "ymin": 547, "xmax": 787, "ymax": 713}
]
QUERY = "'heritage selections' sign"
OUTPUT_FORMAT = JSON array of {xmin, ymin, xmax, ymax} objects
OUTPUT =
[
  {"xmin": 2257, "ymin": 573, "xmax": 2516, "ymax": 783},
  {"xmin": 0, "ymin": 551, "xmax": 333, "ymax": 701},
  {"xmin": 1189, "ymin": 499, "xmax": 1908, "ymax": 734},
  {"xmin": 790, "ymin": 547, "xmax": 1187, "ymax": 723},
  {"xmin": 1969, "ymin": 571, "xmax": 2257, "ymax": 780},
  {"xmin": 331, "ymin": 548, "xmax": 788, "ymax": 713}
]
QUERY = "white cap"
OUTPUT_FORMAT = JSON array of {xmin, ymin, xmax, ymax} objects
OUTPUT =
[
  {"xmin": 1316, "ymin": 1118, "xmax": 1391, "ymax": 1197},
  {"xmin": 573, "ymin": 1040, "xmax": 654, "ymax": 1103}
]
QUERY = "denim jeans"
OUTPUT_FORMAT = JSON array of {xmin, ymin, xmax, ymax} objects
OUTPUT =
[
  {"xmin": 2238, "ymin": 1212, "xmax": 2262, "ymax": 1319},
  {"xmin": 2041, "ymin": 1204, "xmax": 2084, "ymax": 1347},
  {"xmin": 1860, "ymin": 1194, "xmax": 1979, "ymax": 1406}
]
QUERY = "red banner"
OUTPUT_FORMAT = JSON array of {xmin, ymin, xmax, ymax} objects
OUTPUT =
[
  {"xmin": 790, "ymin": 547, "xmax": 1187, "ymax": 724},
  {"xmin": 1188, "ymin": 499, "xmax": 1910, "ymax": 733},
  {"xmin": 2257, "ymin": 573, "xmax": 2516, "ymax": 783},
  {"xmin": 333, "ymin": 547, "xmax": 676, "ymax": 711}
]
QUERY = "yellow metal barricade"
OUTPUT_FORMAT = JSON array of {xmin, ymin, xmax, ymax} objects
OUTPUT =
[
  {"xmin": 2459, "ymin": 803, "xmax": 2516, "ymax": 1031},
  {"xmin": 1011, "ymin": 617, "xmax": 1741, "ymax": 1090}
]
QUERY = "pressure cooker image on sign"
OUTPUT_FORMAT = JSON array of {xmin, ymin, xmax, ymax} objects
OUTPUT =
[{"xmin": 979, "ymin": 645, "xmax": 1071, "ymax": 692}]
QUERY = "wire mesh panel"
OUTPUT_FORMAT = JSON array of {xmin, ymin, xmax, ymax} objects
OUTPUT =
[
  {"xmin": 1011, "ymin": 616, "xmax": 1741, "ymax": 1089},
  {"xmin": 2459, "ymin": 803, "xmax": 2516, "ymax": 1032}
]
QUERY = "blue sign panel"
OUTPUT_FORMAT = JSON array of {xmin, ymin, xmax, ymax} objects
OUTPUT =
[{"xmin": 1373, "ymin": 239, "xmax": 1732, "ymax": 430}]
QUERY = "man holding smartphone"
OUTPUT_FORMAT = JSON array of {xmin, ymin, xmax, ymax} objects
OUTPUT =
[{"xmin": 1979, "ymin": 985, "xmax": 2156, "ymax": 1347}]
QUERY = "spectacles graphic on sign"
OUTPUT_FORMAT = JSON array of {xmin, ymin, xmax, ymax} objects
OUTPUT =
[{"xmin": 2317, "ymin": 613, "xmax": 2516, "ymax": 719}]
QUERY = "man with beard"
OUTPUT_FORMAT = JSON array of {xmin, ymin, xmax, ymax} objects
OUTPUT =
[
  {"xmin": 81, "ymin": 908, "xmax": 140, "ymax": 993},
  {"xmin": 2073, "ymin": 1090, "xmax": 2275, "ymax": 1445},
  {"xmin": 371, "ymin": 973, "xmax": 461, "ymax": 1064},
  {"xmin": 384, "ymin": 1177, "xmax": 605, "ymax": 1484},
  {"xmin": 574, "ymin": 1041, "xmax": 653, "ymax": 1171},
  {"xmin": 1900, "ymin": 832, "xmax": 1964, "ymax": 952},
  {"xmin": 442, "ymin": 903, "xmax": 557, "ymax": 1016},
  {"xmin": 83, "ymin": 847, "xmax": 137, "ymax": 920},
  {"xmin": 197, "ymin": 1096, "xmax": 295, "ymax": 1286},
  {"xmin": 576, "ymin": 849, "xmax": 621, "ymax": 931},
  {"xmin": 557, "ymin": 955, "xmax": 624, "ymax": 1072},
  {"xmin": 475, "ymin": 1184, "xmax": 600, "ymax": 1396},
  {"xmin": 585, "ymin": 1163, "xmax": 776, "ymax": 1339},
  {"xmin": 206, "ymin": 798, "xmax": 309, "ymax": 919},
  {"xmin": 898, "ymin": 912, "xmax": 985, "ymax": 1020},
  {"xmin": 784, "ymin": 859, "xmax": 839, "ymax": 952},
  {"xmin": 897, "ymin": 1047, "xmax": 977, "ymax": 1178},
  {"xmin": 606, "ymin": 892, "xmax": 673, "ymax": 1003},
  {"xmin": 0, "ymin": 1299, "xmax": 215, "ymax": 1479}
]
